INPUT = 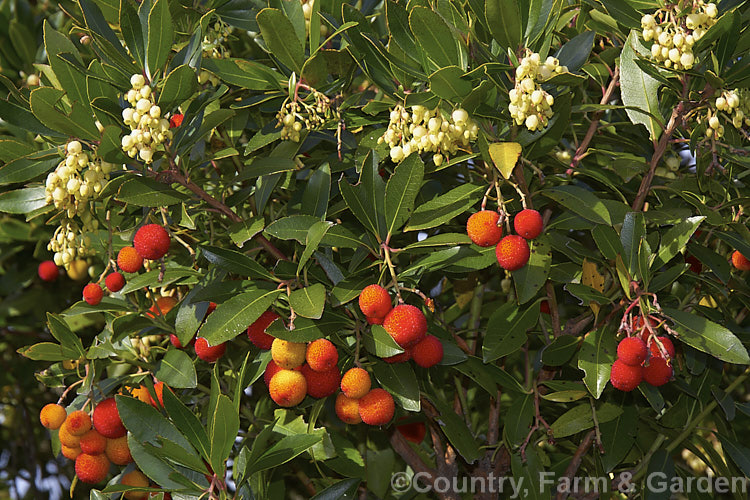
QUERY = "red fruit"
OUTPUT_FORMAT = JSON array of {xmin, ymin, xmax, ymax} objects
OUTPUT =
[
  {"xmin": 194, "ymin": 337, "xmax": 226, "ymax": 362},
  {"xmin": 396, "ymin": 418, "xmax": 426, "ymax": 443},
  {"xmin": 341, "ymin": 367, "xmax": 371, "ymax": 399},
  {"xmin": 685, "ymin": 255, "xmax": 702, "ymax": 273},
  {"xmin": 383, "ymin": 350, "xmax": 411, "ymax": 363},
  {"xmin": 540, "ymin": 300, "xmax": 550, "ymax": 315},
  {"xmin": 39, "ymin": 403, "xmax": 67, "ymax": 429},
  {"xmin": 513, "ymin": 209, "xmax": 544, "ymax": 240},
  {"xmin": 366, "ymin": 316, "xmax": 385, "ymax": 325},
  {"xmin": 79, "ymin": 429, "xmax": 107, "ymax": 455},
  {"xmin": 66, "ymin": 410, "xmax": 92, "ymax": 436},
  {"xmin": 731, "ymin": 250, "xmax": 750, "ymax": 271},
  {"xmin": 411, "ymin": 335, "xmax": 443, "ymax": 368},
  {"xmin": 495, "ymin": 235, "xmax": 530, "ymax": 271},
  {"xmin": 335, "ymin": 394, "xmax": 361, "ymax": 424},
  {"xmin": 643, "ymin": 357, "xmax": 673, "ymax": 386},
  {"xmin": 383, "ymin": 304, "xmax": 428, "ymax": 348},
  {"xmin": 358, "ymin": 388, "xmax": 395, "ymax": 426},
  {"xmin": 263, "ymin": 360, "xmax": 285, "ymax": 386},
  {"xmin": 635, "ymin": 316, "xmax": 658, "ymax": 340},
  {"xmin": 105, "ymin": 272, "xmax": 126, "ymax": 292},
  {"xmin": 117, "ymin": 246, "xmax": 143, "ymax": 273},
  {"xmin": 610, "ymin": 359, "xmax": 643, "ymax": 392},
  {"xmin": 83, "ymin": 283, "xmax": 104, "ymax": 305},
  {"xmin": 133, "ymin": 224, "xmax": 171, "ymax": 260},
  {"xmin": 358, "ymin": 285, "xmax": 392, "ymax": 319},
  {"xmin": 616, "ymin": 337, "xmax": 648, "ymax": 366},
  {"xmin": 466, "ymin": 211, "xmax": 503, "ymax": 247},
  {"xmin": 306, "ymin": 338, "xmax": 339, "ymax": 372},
  {"xmin": 649, "ymin": 336, "xmax": 675, "ymax": 359},
  {"xmin": 75, "ymin": 453, "xmax": 110, "ymax": 484},
  {"xmin": 206, "ymin": 302, "xmax": 217, "ymax": 315},
  {"xmin": 147, "ymin": 296, "xmax": 178, "ymax": 317},
  {"xmin": 170, "ymin": 334, "xmax": 194, "ymax": 349},
  {"xmin": 300, "ymin": 364, "xmax": 341, "ymax": 398},
  {"xmin": 38, "ymin": 260, "xmax": 59, "ymax": 282},
  {"xmin": 93, "ymin": 397, "xmax": 126, "ymax": 439},
  {"xmin": 169, "ymin": 114, "xmax": 184, "ymax": 128},
  {"xmin": 247, "ymin": 310, "xmax": 280, "ymax": 350}
]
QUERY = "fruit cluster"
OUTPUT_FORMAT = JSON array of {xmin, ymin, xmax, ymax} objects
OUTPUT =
[
  {"xmin": 467, "ymin": 208, "xmax": 544, "ymax": 272},
  {"xmin": 82, "ymin": 224, "xmax": 171, "ymax": 306},
  {"xmin": 47, "ymin": 217, "xmax": 96, "ymax": 268},
  {"xmin": 39, "ymin": 399, "xmax": 150, "ymax": 496},
  {"xmin": 640, "ymin": 2, "xmax": 718, "ymax": 71},
  {"xmin": 44, "ymin": 141, "xmax": 112, "ymax": 217},
  {"xmin": 120, "ymin": 74, "xmax": 173, "ymax": 163},
  {"xmin": 277, "ymin": 90, "xmax": 332, "ymax": 142},
  {"xmin": 654, "ymin": 154, "xmax": 681, "ymax": 179},
  {"xmin": 378, "ymin": 105, "xmax": 479, "ymax": 166},
  {"xmin": 704, "ymin": 88, "xmax": 750, "ymax": 139},
  {"xmin": 201, "ymin": 20, "xmax": 232, "ymax": 60},
  {"xmin": 610, "ymin": 318, "xmax": 675, "ymax": 392},
  {"xmin": 508, "ymin": 52, "xmax": 563, "ymax": 132}
]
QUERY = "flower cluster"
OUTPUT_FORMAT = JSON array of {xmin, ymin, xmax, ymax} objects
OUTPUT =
[
  {"xmin": 48, "ymin": 216, "xmax": 96, "ymax": 267},
  {"xmin": 641, "ymin": 2, "xmax": 718, "ymax": 71},
  {"xmin": 120, "ymin": 75, "xmax": 172, "ymax": 163},
  {"xmin": 45, "ymin": 141, "xmax": 113, "ymax": 218},
  {"xmin": 202, "ymin": 21, "xmax": 232, "ymax": 59},
  {"xmin": 705, "ymin": 88, "xmax": 750, "ymax": 139},
  {"xmin": 378, "ymin": 105, "xmax": 479, "ymax": 165},
  {"xmin": 509, "ymin": 52, "xmax": 563, "ymax": 132},
  {"xmin": 277, "ymin": 91, "xmax": 332, "ymax": 142}
]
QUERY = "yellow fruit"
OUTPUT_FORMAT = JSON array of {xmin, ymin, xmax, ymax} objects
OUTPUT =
[
  {"xmin": 271, "ymin": 338, "xmax": 307, "ymax": 369},
  {"xmin": 67, "ymin": 259, "xmax": 89, "ymax": 281}
]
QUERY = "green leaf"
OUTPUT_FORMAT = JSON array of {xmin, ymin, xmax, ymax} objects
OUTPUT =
[
  {"xmin": 541, "ymin": 336, "xmax": 580, "ymax": 366},
  {"xmin": 621, "ymin": 212, "xmax": 646, "ymax": 278},
  {"xmin": 17, "ymin": 342, "xmax": 68, "ymax": 361},
  {"xmin": 512, "ymin": 235, "xmax": 552, "ymax": 304},
  {"xmin": 372, "ymin": 361, "xmax": 420, "ymax": 411},
  {"xmin": 146, "ymin": 0, "xmax": 173, "ymax": 76},
  {"xmin": 311, "ymin": 479, "xmax": 361, "ymax": 500},
  {"xmin": 653, "ymin": 216, "xmax": 704, "ymax": 268},
  {"xmin": 29, "ymin": 87, "xmax": 99, "ymax": 140},
  {"xmin": 409, "ymin": 7, "xmax": 460, "ymax": 69},
  {"xmin": 120, "ymin": 267, "xmax": 200, "ymax": 294},
  {"xmin": 620, "ymin": 31, "xmax": 663, "ymax": 140},
  {"xmin": 592, "ymin": 224, "xmax": 624, "ymax": 260},
  {"xmin": 158, "ymin": 65, "xmax": 198, "ymax": 109},
  {"xmin": 482, "ymin": 301, "xmax": 539, "ymax": 363},
  {"xmin": 120, "ymin": 0, "xmax": 145, "ymax": 68},
  {"xmin": 288, "ymin": 284, "xmax": 326, "ymax": 320},
  {"xmin": 246, "ymin": 434, "xmax": 323, "ymax": 476},
  {"xmin": 162, "ymin": 384, "xmax": 210, "ymax": 461},
  {"xmin": 156, "ymin": 349, "xmax": 197, "ymax": 388},
  {"xmin": 47, "ymin": 313, "xmax": 85, "ymax": 359},
  {"xmin": 662, "ymin": 308, "xmax": 750, "ymax": 364},
  {"xmin": 257, "ymin": 8, "xmax": 304, "ymax": 74},
  {"xmin": 550, "ymin": 402, "xmax": 622, "ymax": 438},
  {"xmin": 0, "ymin": 187, "xmax": 47, "ymax": 214},
  {"xmin": 719, "ymin": 436, "xmax": 750, "ymax": 478},
  {"xmin": 485, "ymin": 0, "xmax": 522, "ymax": 49},
  {"xmin": 405, "ymin": 184, "xmax": 484, "ymax": 231},
  {"xmin": 554, "ymin": 30, "xmax": 595, "ymax": 73},
  {"xmin": 600, "ymin": 405, "xmax": 638, "ymax": 472},
  {"xmin": 302, "ymin": 164, "xmax": 331, "ymax": 219},
  {"xmin": 266, "ymin": 313, "xmax": 348, "ymax": 342},
  {"xmin": 428, "ymin": 394, "xmax": 481, "ymax": 463},
  {"xmin": 504, "ymin": 393, "xmax": 534, "ymax": 446},
  {"xmin": 644, "ymin": 450, "xmax": 674, "ymax": 500},
  {"xmin": 199, "ymin": 246, "xmax": 276, "ymax": 281},
  {"xmin": 542, "ymin": 185, "xmax": 612, "ymax": 225},
  {"xmin": 0, "ymin": 150, "xmax": 59, "ymax": 186},
  {"xmin": 599, "ymin": 0, "xmax": 642, "ymax": 29},
  {"xmin": 362, "ymin": 325, "xmax": 404, "ymax": 358},
  {"xmin": 384, "ymin": 153, "xmax": 424, "ymax": 237},
  {"xmin": 202, "ymin": 58, "xmax": 284, "ymax": 90},
  {"xmin": 209, "ymin": 395, "xmax": 239, "ymax": 474},
  {"xmin": 297, "ymin": 221, "xmax": 332, "ymax": 272},
  {"xmin": 429, "ymin": 66, "xmax": 472, "ymax": 100},
  {"xmin": 578, "ymin": 326, "xmax": 617, "ymax": 398},
  {"xmin": 115, "ymin": 176, "xmax": 189, "ymax": 206},
  {"xmin": 201, "ymin": 288, "xmax": 282, "ymax": 345}
]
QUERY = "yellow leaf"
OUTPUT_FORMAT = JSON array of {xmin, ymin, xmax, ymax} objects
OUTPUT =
[
  {"xmin": 488, "ymin": 142, "xmax": 522, "ymax": 179},
  {"xmin": 582, "ymin": 259, "xmax": 604, "ymax": 292}
]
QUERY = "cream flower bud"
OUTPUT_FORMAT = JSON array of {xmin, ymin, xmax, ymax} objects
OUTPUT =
[
  {"xmin": 680, "ymin": 52, "xmax": 694, "ymax": 69},
  {"xmin": 149, "ymin": 105, "xmax": 161, "ymax": 119},
  {"xmin": 136, "ymin": 99, "xmax": 151, "ymax": 113},
  {"xmin": 130, "ymin": 74, "xmax": 145, "ymax": 89},
  {"xmin": 67, "ymin": 141, "xmax": 82, "ymax": 155},
  {"xmin": 452, "ymin": 108, "xmax": 468, "ymax": 125}
]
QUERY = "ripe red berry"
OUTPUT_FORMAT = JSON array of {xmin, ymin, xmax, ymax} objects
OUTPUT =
[
  {"xmin": 411, "ymin": 335, "xmax": 443, "ymax": 368},
  {"xmin": 466, "ymin": 211, "xmax": 503, "ymax": 247},
  {"xmin": 383, "ymin": 304, "xmax": 428, "ymax": 348},
  {"xmin": 75, "ymin": 453, "xmax": 110, "ymax": 484},
  {"xmin": 685, "ymin": 255, "xmax": 702, "ymax": 273},
  {"xmin": 38, "ymin": 260, "xmax": 59, "ymax": 282},
  {"xmin": 306, "ymin": 338, "xmax": 339, "ymax": 372},
  {"xmin": 616, "ymin": 337, "xmax": 648, "ymax": 366},
  {"xmin": 341, "ymin": 367, "xmax": 371, "ymax": 399},
  {"xmin": 495, "ymin": 235, "xmax": 530, "ymax": 271},
  {"xmin": 540, "ymin": 300, "xmax": 551, "ymax": 314},
  {"xmin": 194, "ymin": 337, "xmax": 226, "ymax": 363},
  {"xmin": 105, "ymin": 272, "xmax": 125, "ymax": 292},
  {"xmin": 649, "ymin": 336, "xmax": 675, "ymax": 359},
  {"xmin": 610, "ymin": 359, "xmax": 643, "ymax": 392},
  {"xmin": 247, "ymin": 310, "xmax": 280, "ymax": 350},
  {"xmin": 731, "ymin": 250, "xmax": 750, "ymax": 271},
  {"xmin": 117, "ymin": 246, "xmax": 143, "ymax": 273},
  {"xmin": 133, "ymin": 224, "xmax": 171, "ymax": 260},
  {"xmin": 263, "ymin": 359, "xmax": 285, "ymax": 386},
  {"xmin": 169, "ymin": 114, "xmax": 184, "ymax": 128},
  {"xmin": 170, "ymin": 334, "xmax": 194, "ymax": 349},
  {"xmin": 383, "ymin": 350, "xmax": 411, "ymax": 363},
  {"xmin": 396, "ymin": 418, "xmax": 426, "ymax": 443},
  {"xmin": 93, "ymin": 397, "xmax": 126, "ymax": 439},
  {"xmin": 513, "ymin": 209, "xmax": 544, "ymax": 240},
  {"xmin": 643, "ymin": 357, "xmax": 673, "ymax": 386},
  {"xmin": 83, "ymin": 283, "xmax": 104, "ymax": 305},
  {"xmin": 359, "ymin": 388, "xmax": 395, "ymax": 426},
  {"xmin": 358, "ymin": 284, "xmax": 392, "ymax": 320},
  {"xmin": 367, "ymin": 316, "xmax": 385, "ymax": 325},
  {"xmin": 300, "ymin": 364, "xmax": 341, "ymax": 398},
  {"xmin": 79, "ymin": 429, "xmax": 107, "ymax": 455}
]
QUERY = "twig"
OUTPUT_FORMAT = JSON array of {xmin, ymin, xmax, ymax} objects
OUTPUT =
[{"xmin": 554, "ymin": 430, "xmax": 596, "ymax": 500}]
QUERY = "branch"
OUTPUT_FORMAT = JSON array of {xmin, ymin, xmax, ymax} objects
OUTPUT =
[
  {"xmin": 568, "ymin": 67, "xmax": 620, "ymax": 174},
  {"xmin": 555, "ymin": 430, "xmax": 596, "ymax": 500}
]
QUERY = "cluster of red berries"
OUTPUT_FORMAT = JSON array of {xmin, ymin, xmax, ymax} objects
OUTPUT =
[
  {"xmin": 732, "ymin": 250, "xmax": 750, "ymax": 271},
  {"xmin": 359, "ymin": 284, "xmax": 444, "ymax": 368},
  {"xmin": 81, "ymin": 224, "xmax": 171, "ymax": 306},
  {"xmin": 610, "ymin": 318, "xmax": 675, "ymax": 392},
  {"xmin": 466, "ymin": 208, "xmax": 543, "ymax": 272},
  {"xmin": 39, "ymin": 398, "xmax": 149, "ymax": 495}
]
